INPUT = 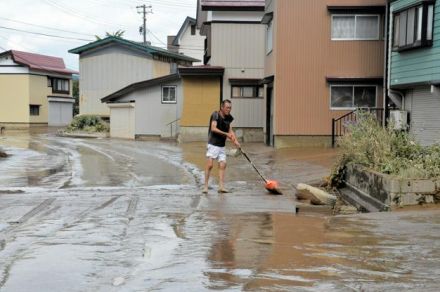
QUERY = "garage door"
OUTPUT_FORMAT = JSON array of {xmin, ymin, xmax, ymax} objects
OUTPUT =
[
  {"xmin": 48, "ymin": 101, "xmax": 73, "ymax": 126},
  {"xmin": 109, "ymin": 103, "xmax": 135, "ymax": 139},
  {"xmin": 408, "ymin": 87, "xmax": 440, "ymax": 146}
]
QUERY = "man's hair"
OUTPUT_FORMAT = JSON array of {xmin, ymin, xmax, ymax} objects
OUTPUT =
[{"xmin": 221, "ymin": 99, "xmax": 232, "ymax": 107}]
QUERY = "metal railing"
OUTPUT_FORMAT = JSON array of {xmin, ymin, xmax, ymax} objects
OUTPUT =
[
  {"xmin": 166, "ymin": 118, "xmax": 180, "ymax": 139},
  {"xmin": 332, "ymin": 108, "xmax": 384, "ymax": 147}
]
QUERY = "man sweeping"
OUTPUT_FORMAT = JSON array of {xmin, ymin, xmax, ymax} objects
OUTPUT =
[{"xmin": 203, "ymin": 99, "xmax": 240, "ymax": 194}]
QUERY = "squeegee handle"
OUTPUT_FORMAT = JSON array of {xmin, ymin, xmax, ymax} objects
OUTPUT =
[{"xmin": 239, "ymin": 148, "xmax": 268, "ymax": 183}]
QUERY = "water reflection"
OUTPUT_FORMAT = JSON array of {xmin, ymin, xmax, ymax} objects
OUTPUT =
[
  {"xmin": 206, "ymin": 213, "xmax": 273, "ymax": 290},
  {"xmin": 202, "ymin": 211, "xmax": 439, "ymax": 291}
]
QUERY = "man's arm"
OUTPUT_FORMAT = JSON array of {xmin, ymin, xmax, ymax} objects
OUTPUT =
[
  {"xmin": 228, "ymin": 125, "xmax": 241, "ymax": 148},
  {"xmin": 210, "ymin": 120, "xmax": 233, "ymax": 140}
]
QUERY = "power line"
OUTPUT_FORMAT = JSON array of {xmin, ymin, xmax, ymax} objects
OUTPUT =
[
  {"xmin": 42, "ymin": 0, "xmax": 129, "ymax": 29},
  {"xmin": 146, "ymin": 28, "xmax": 166, "ymax": 46},
  {"xmin": 0, "ymin": 34, "xmax": 36, "ymax": 52},
  {"xmin": 0, "ymin": 25, "xmax": 93, "ymax": 42},
  {"xmin": 0, "ymin": 16, "xmax": 95, "ymax": 38}
]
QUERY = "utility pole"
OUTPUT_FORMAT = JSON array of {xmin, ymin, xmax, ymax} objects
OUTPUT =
[{"xmin": 137, "ymin": 4, "xmax": 152, "ymax": 44}]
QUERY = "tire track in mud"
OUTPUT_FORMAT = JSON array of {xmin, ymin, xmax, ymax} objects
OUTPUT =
[
  {"xmin": 0, "ymin": 195, "xmax": 122, "ymax": 289},
  {"xmin": 0, "ymin": 198, "xmax": 56, "ymax": 247},
  {"xmin": 107, "ymin": 142, "xmax": 205, "ymax": 188},
  {"xmin": 0, "ymin": 198, "xmax": 58, "ymax": 288}
]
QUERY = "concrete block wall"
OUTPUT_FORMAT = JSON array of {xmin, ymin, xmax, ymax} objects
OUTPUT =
[{"xmin": 345, "ymin": 164, "xmax": 439, "ymax": 207}]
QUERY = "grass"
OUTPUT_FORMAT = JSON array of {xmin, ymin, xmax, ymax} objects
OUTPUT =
[
  {"xmin": 66, "ymin": 115, "xmax": 109, "ymax": 133},
  {"xmin": 330, "ymin": 112, "xmax": 440, "ymax": 187}
]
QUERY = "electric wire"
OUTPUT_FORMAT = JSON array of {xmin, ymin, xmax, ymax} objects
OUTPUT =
[{"xmin": 0, "ymin": 16, "xmax": 95, "ymax": 38}]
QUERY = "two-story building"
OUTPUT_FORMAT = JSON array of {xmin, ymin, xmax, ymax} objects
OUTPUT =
[
  {"xmin": 262, "ymin": 0, "xmax": 386, "ymax": 147},
  {"xmin": 69, "ymin": 36, "xmax": 198, "ymax": 118},
  {"xmin": 197, "ymin": 0, "xmax": 266, "ymax": 142},
  {"xmin": 0, "ymin": 50, "xmax": 76, "ymax": 127},
  {"xmin": 387, "ymin": 0, "xmax": 440, "ymax": 146},
  {"xmin": 168, "ymin": 17, "xmax": 205, "ymax": 65}
]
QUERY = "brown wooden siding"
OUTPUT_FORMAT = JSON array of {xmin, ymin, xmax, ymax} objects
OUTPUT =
[{"xmin": 274, "ymin": 0, "xmax": 386, "ymax": 135}]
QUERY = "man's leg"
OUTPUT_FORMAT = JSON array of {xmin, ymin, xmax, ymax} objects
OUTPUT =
[
  {"xmin": 218, "ymin": 161, "xmax": 227, "ymax": 192},
  {"xmin": 203, "ymin": 158, "xmax": 213, "ymax": 193}
]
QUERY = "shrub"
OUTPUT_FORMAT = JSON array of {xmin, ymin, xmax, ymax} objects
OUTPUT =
[
  {"xmin": 66, "ymin": 115, "xmax": 109, "ymax": 133},
  {"xmin": 330, "ymin": 111, "xmax": 440, "ymax": 186}
]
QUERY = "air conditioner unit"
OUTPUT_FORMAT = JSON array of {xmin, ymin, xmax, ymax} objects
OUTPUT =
[{"xmin": 389, "ymin": 110, "xmax": 408, "ymax": 130}]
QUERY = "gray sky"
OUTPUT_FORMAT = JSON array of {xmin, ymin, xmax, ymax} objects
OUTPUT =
[{"xmin": 0, "ymin": 0, "xmax": 198, "ymax": 71}]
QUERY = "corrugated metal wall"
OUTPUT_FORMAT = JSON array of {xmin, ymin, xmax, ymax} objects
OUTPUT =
[
  {"xmin": 274, "ymin": 0, "xmax": 386, "ymax": 135},
  {"xmin": 211, "ymin": 23, "xmax": 266, "ymax": 128},
  {"xmin": 406, "ymin": 86, "xmax": 440, "ymax": 146}
]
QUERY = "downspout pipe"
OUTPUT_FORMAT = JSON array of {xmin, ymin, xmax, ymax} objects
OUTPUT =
[
  {"xmin": 388, "ymin": 89, "xmax": 404, "ymax": 108},
  {"xmin": 384, "ymin": 1, "xmax": 390, "ymax": 124},
  {"xmin": 386, "ymin": 1, "xmax": 405, "ymax": 111}
]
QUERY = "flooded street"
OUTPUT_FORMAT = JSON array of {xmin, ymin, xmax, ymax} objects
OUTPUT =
[{"xmin": 0, "ymin": 130, "xmax": 439, "ymax": 291}]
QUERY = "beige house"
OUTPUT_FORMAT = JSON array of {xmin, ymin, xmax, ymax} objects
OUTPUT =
[
  {"xmin": 69, "ymin": 36, "xmax": 199, "ymax": 117},
  {"xmin": 0, "ymin": 50, "xmax": 76, "ymax": 128},
  {"xmin": 197, "ymin": 0, "xmax": 266, "ymax": 142},
  {"xmin": 262, "ymin": 0, "xmax": 386, "ymax": 147}
]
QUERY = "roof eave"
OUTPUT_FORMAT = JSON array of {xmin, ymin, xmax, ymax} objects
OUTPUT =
[
  {"xmin": 201, "ymin": 5, "xmax": 264, "ymax": 11},
  {"xmin": 172, "ymin": 17, "xmax": 196, "ymax": 46},
  {"xmin": 101, "ymin": 73, "xmax": 180, "ymax": 103},
  {"xmin": 70, "ymin": 36, "xmax": 198, "ymax": 62}
]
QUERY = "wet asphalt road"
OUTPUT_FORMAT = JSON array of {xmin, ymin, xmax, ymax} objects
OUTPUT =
[{"xmin": 0, "ymin": 131, "xmax": 439, "ymax": 291}]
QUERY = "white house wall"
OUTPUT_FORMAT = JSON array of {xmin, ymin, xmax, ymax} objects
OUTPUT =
[
  {"xmin": 0, "ymin": 55, "xmax": 29, "ymax": 74},
  {"xmin": 117, "ymin": 80, "xmax": 183, "ymax": 137},
  {"xmin": 210, "ymin": 23, "xmax": 265, "ymax": 128},
  {"xmin": 79, "ymin": 45, "xmax": 155, "ymax": 116},
  {"xmin": 178, "ymin": 27, "xmax": 205, "ymax": 65}
]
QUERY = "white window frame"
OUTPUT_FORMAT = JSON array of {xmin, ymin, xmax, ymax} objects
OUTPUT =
[
  {"xmin": 161, "ymin": 85, "xmax": 177, "ymax": 104},
  {"xmin": 331, "ymin": 14, "xmax": 380, "ymax": 40},
  {"xmin": 330, "ymin": 84, "xmax": 378, "ymax": 110},
  {"xmin": 266, "ymin": 20, "xmax": 273, "ymax": 54}
]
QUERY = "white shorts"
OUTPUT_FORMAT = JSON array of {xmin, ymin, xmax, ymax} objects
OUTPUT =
[{"xmin": 206, "ymin": 144, "xmax": 226, "ymax": 162}]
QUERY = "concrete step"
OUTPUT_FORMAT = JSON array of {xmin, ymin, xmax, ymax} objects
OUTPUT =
[{"xmin": 339, "ymin": 183, "xmax": 389, "ymax": 213}]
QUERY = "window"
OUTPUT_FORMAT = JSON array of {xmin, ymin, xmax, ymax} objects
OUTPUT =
[
  {"xmin": 232, "ymin": 85, "xmax": 263, "ymax": 98},
  {"xmin": 170, "ymin": 63, "xmax": 178, "ymax": 74},
  {"xmin": 30, "ymin": 105, "xmax": 40, "ymax": 116},
  {"xmin": 332, "ymin": 15, "xmax": 380, "ymax": 40},
  {"xmin": 51, "ymin": 78, "xmax": 70, "ymax": 93},
  {"xmin": 266, "ymin": 20, "xmax": 273, "ymax": 54},
  {"xmin": 330, "ymin": 85, "xmax": 377, "ymax": 109},
  {"xmin": 191, "ymin": 24, "xmax": 196, "ymax": 35},
  {"xmin": 393, "ymin": 2, "xmax": 434, "ymax": 51},
  {"xmin": 162, "ymin": 86, "xmax": 177, "ymax": 103}
]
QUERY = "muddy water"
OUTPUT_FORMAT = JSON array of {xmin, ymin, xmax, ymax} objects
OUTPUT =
[
  {"xmin": 201, "ymin": 209, "xmax": 440, "ymax": 291},
  {"xmin": 1, "ymin": 131, "xmax": 440, "ymax": 291}
]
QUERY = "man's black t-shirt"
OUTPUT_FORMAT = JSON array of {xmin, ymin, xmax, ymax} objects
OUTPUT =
[{"xmin": 208, "ymin": 111, "xmax": 234, "ymax": 147}]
